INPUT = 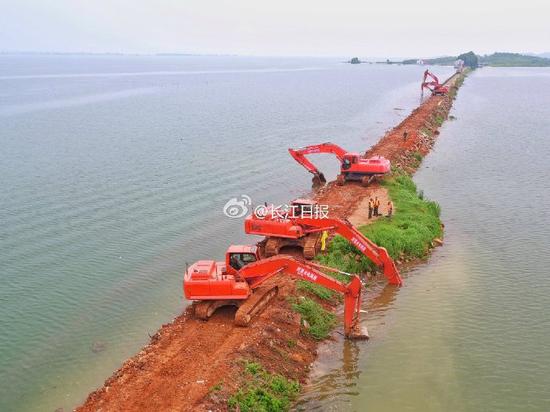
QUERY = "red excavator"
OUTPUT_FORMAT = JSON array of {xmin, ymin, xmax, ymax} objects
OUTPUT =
[
  {"xmin": 244, "ymin": 200, "xmax": 403, "ymax": 286},
  {"xmin": 248, "ymin": 198, "xmax": 320, "ymax": 259},
  {"xmin": 184, "ymin": 253, "xmax": 368, "ymax": 339},
  {"xmin": 421, "ymin": 69, "xmax": 449, "ymax": 96},
  {"xmin": 288, "ymin": 142, "xmax": 391, "ymax": 186}
]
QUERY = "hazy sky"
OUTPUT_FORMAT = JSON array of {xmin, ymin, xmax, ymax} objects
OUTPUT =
[{"xmin": 1, "ymin": 0, "xmax": 549, "ymax": 57}]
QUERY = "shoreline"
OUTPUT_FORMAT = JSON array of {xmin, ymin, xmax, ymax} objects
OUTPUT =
[{"xmin": 76, "ymin": 70, "xmax": 468, "ymax": 412}]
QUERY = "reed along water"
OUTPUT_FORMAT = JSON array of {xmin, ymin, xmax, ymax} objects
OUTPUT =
[
  {"xmin": 295, "ymin": 67, "xmax": 550, "ymax": 411},
  {"xmin": 0, "ymin": 55, "xmax": 453, "ymax": 411}
]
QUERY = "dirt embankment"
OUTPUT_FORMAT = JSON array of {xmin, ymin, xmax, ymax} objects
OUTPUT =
[{"xmin": 76, "ymin": 72, "xmax": 465, "ymax": 412}]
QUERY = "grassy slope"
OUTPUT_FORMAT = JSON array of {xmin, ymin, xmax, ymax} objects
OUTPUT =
[
  {"xmin": 291, "ymin": 172, "xmax": 443, "ymax": 344},
  {"xmin": 317, "ymin": 172, "xmax": 442, "ymax": 275},
  {"xmin": 228, "ymin": 361, "xmax": 300, "ymax": 412}
]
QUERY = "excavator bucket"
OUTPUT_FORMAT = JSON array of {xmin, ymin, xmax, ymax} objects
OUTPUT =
[
  {"xmin": 348, "ymin": 323, "xmax": 369, "ymax": 340},
  {"xmin": 312, "ymin": 172, "xmax": 326, "ymax": 186}
]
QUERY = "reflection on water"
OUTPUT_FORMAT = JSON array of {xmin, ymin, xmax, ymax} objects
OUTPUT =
[
  {"xmin": 296, "ymin": 67, "xmax": 550, "ymax": 411},
  {"xmin": 295, "ymin": 281, "xmax": 401, "ymax": 411}
]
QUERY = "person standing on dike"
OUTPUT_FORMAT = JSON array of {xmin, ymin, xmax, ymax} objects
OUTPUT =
[
  {"xmin": 368, "ymin": 198, "xmax": 374, "ymax": 219},
  {"xmin": 387, "ymin": 200, "xmax": 394, "ymax": 218}
]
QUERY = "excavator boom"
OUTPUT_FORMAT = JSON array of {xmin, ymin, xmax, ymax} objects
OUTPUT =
[
  {"xmin": 288, "ymin": 142, "xmax": 348, "ymax": 184},
  {"xmin": 291, "ymin": 217, "xmax": 403, "ymax": 286},
  {"xmin": 422, "ymin": 69, "xmax": 440, "ymax": 86},
  {"xmin": 236, "ymin": 255, "xmax": 367, "ymax": 339},
  {"xmin": 244, "ymin": 208, "xmax": 402, "ymax": 286},
  {"xmin": 421, "ymin": 69, "xmax": 449, "ymax": 95}
]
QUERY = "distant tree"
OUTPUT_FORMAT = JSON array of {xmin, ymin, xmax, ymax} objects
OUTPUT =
[
  {"xmin": 457, "ymin": 51, "xmax": 478, "ymax": 68},
  {"xmin": 350, "ymin": 57, "xmax": 361, "ymax": 64},
  {"xmin": 480, "ymin": 52, "xmax": 550, "ymax": 67}
]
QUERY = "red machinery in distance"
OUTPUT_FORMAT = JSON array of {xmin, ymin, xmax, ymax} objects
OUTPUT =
[
  {"xmin": 288, "ymin": 142, "xmax": 391, "ymax": 186},
  {"xmin": 184, "ymin": 254, "xmax": 368, "ymax": 339},
  {"xmin": 421, "ymin": 69, "xmax": 449, "ymax": 96},
  {"xmin": 244, "ymin": 201, "xmax": 403, "ymax": 286}
]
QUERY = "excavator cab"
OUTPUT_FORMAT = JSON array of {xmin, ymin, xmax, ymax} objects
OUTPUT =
[
  {"xmin": 226, "ymin": 245, "xmax": 260, "ymax": 273},
  {"xmin": 342, "ymin": 153, "xmax": 359, "ymax": 170},
  {"xmin": 290, "ymin": 198, "xmax": 317, "ymax": 217}
]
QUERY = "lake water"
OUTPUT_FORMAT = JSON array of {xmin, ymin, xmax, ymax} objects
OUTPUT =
[
  {"xmin": 0, "ymin": 55, "xmax": 453, "ymax": 411},
  {"xmin": 296, "ymin": 67, "xmax": 550, "ymax": 411}
]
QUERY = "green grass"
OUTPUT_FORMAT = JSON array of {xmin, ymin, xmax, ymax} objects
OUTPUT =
[
  {"xmin": 449, "ymin": 72, "xmax": 466, "ymax": 99},
  {"xmin": 209, "ymin": 381, "xmax": 223, "ymax": 392},
  {"xmin": 421, "ymin": 126, "xmax": 433, "ymax": 137},
  {"xmin": 290, "ymin": 297, "xmax": 336, "ymax": 340},
  {"xmin": 228, "ymin": 361, "xmax": 300, "ymax": 411},
  {"xmin": 317, "ymin": 172, "xmax": 442, "ymax": 274},
  {"xmin": 411, "ymin": 151, "xmax": 423, "ymax": 168},
  {"xmin": 295, "ymin": 264, "xmax": 349, "ymax": 301},
  {"xmin": 296, "ymin": 280, "xmax": 335, "ymax": 301}
]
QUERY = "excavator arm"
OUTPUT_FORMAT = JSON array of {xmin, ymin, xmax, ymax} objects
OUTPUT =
[
  {"xmin": 292, "ymin": 217, "xmax": 403, "ymax": 286},
  {"xmin": 422, "ymin": 69, "xmax": 440, "ymax": 87},
  {"xmin": 288, "ymin": 142, "xmax": 348, "ymax": 184},
  {"xmin": 236, "ymin": 255, "xmax": 367, "ymax": 339},
  {"xmin": 421, "ymin": 70, "xmax": 448, "ymax": 95}
]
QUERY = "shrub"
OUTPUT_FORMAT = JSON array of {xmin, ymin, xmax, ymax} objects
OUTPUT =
[{"xmin": 228, "ymin": 361, "xmax": 300, "ymax": 411}]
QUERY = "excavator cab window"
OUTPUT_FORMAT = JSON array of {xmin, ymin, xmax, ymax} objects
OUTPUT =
[
  {"xmin": 292, "ymin": 202, "xmax": 313, "ymax": 217},
  {"xmin": 342, "ymin": 155, "xmax": 356, "ymax": 170},
  {"xmin": 229, "ymin": 253, "xmax": 257, "ymax": 271}
]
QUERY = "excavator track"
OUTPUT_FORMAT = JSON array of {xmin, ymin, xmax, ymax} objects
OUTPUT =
[
  {"xmin": 234, "ymin": 285, "xmax": 278, "ymax": 327},
  {"xmin": 361, "ymin": 175, "xmax": 375, "ymax": 187},
  {"xmin": 303, "ymin": 233, "xmax": 321, "ymax": 260},
  {"xmin": 194, "ymin": 300, "xmax": 239, "ymax": 320},
  {"xmin": 265, "ymin": 237, "xmax": 282, "ymax": 257}
]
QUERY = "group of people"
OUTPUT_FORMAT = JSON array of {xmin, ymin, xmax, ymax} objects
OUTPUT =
[
  {"xmin": 320, "ymin": 196, "xmax": 392, "ymax": 255},
  {"xmin": 368, "ymin": 196, "xmax": 393, "ymax": 219}
]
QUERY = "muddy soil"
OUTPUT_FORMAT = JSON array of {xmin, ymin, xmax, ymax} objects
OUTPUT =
[{"xmin": 76, "ymin": 73, "xmax": 463, "ymax": 412}]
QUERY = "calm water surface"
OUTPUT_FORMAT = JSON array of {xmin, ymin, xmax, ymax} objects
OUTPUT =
[
  {"xmin": 296, "ymin": 67, "xmax": 550, "ymax": 411},
  {"xmin": 0, "ymin": 55, "xmax": 452, "ymax": 411}
]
